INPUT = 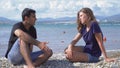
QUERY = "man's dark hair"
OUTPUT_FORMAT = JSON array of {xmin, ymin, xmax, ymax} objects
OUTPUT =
[{"xmin": 22, "ymin": 8, "xmax": 36, "ymax": 21}]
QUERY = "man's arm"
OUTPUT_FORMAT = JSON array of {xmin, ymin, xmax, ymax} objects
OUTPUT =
[
  {"xmin": 29, "ymin": 45, "xmax": 33, "ymax": 52},
  {"xmin": 14, "ymin": 29, "xmax": 43, "ymax": 67},
  {"xmin": 15, "ymin": 29, "xmax": 52, "ymax": 67},
  {"xmin": 14, "ymin": 29, "xmax": 44, "ymax": 48}
]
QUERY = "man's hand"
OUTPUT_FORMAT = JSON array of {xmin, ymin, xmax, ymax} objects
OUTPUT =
[
  {"xmin": 38, "ymin": 42, "xmax": 48, "ymax": 49},
  {"xmin": 38, "ymin": 42, "xmax": 51, "ymax": 55}
]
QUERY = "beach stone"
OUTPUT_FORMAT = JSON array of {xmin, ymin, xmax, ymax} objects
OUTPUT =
[{"xmin": 0, "ymin": 51, "xmax": 120, "ymax": 68}]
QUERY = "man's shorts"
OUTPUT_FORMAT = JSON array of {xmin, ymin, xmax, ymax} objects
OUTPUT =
[{"xmin": 8, "ymin": 39, "xmax": 44, "ymax": 65}]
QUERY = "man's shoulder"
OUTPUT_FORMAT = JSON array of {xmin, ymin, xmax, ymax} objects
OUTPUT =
[
  {"xmin": 13, "ymin": 22, "xmax": 22, "ymax": 26},
  {"xmin": 12, "ymin": 22, "xmax": 23, "ymax": 30}
]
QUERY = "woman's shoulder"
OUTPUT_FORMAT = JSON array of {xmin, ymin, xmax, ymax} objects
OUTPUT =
[
  {"xmin": 91, "ymin": 21, "xmax": 98, "ymax": 25},
  {"xmin": 91, "ymin": 21, "xmax": 99, "ymax": 27}
]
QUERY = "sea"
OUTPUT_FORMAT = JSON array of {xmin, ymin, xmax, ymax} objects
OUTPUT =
[{"xmin": 0, "ymin": 21, "xmax": 120, "ymax": 57}]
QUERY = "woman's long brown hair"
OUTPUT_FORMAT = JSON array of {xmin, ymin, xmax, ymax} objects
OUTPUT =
[{"xmin": 77, "ymin": 7, "xmax": 97, "ymax": 31}]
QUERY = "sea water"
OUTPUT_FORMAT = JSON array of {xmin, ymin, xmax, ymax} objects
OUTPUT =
[{"xmin": 0, "ymin": 22, "xmax": 120, "ymax": 57}]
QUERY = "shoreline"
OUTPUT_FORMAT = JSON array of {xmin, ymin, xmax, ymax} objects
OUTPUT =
[
  {"xmin": 0, "ymin": 43, "xmax": 120, "ymax": 57},
  {"xmin": 0, "ymin": 50, "xmax": 120, "ymax": 68}
]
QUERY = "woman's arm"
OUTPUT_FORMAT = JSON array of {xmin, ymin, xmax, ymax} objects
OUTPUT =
[
  {"xmin": 69, "ymin": 32, "xmax": 82, "ymax": 46},
  {"xmin": 95, "ymin": 33, "xmax": 116, "ymax": 62},
  {"xmin": 67, "ymin": 32, "xmax": 82, "ymax": 52},
  {"xmin": 65, "ymin": 32, "xmax": 82, "ymax": 59},
  {"xmin": 95, "ymin": 33, "xmax": 107, "ymax": 58}
]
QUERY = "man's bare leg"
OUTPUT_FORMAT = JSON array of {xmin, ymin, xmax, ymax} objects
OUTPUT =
[
  {"xmin": 15, "ymin": 30, "xmax": 52, "ymax": 67},
  {"xmin": 33, "ymin": 49, "xmax": 53, "ymax": 67},
  {"xmin": 19, "ymin": 39, "xmax": 35, "ymax": 68}
]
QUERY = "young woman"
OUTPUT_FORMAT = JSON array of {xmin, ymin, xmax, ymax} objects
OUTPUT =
[{"xmin": 64, "ymin": 7, "xmax": 116, "ymax": 62}]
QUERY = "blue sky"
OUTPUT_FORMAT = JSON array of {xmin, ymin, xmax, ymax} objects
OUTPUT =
[{"xmin": 0, "ymin": 0, "xmax": 120, "ymax": 20}]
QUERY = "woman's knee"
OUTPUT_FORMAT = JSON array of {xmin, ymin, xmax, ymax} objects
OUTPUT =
[
  {"xmin": 64, "ymin": 47, "xmax": 69, "ymax": 54},
  {"xmin": 48, "ymin": 49, "xmax": 53, "ymax": 57},
  {"xmin": 65, "ymin": 54, "xmax": 75, "ymax": 62},
  {"xmin": 65, "ymin": 52, "xmax": 73, "ymax": 60}
]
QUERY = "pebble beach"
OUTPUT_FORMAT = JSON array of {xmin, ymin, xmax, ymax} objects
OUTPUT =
[{"xmin": 0, "ymin": 50, "xmax": 120, "ymax": 68}]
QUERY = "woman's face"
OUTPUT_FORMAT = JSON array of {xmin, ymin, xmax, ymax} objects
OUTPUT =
[{"xmin": 79, "ymin": 12, "xmax": 89, "ymax": 25}]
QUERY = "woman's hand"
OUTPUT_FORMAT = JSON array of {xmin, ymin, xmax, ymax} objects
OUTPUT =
[
  {"xmin": 65, "ymin": 45, "xmax": 73, "ymax": 59},
  {"xmin": 105, "ymin": 57, "xmax": 117, "ymax": 62}
]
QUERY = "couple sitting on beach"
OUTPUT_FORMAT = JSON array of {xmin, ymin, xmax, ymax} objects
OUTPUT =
[{"xmin": 5, "ymin": 8, "xmax": 116, "ymax": 68}]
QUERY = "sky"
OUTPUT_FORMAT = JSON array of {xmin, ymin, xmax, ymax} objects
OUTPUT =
[{"xmin": 0, "ymin": 0, "xmax": 120, "ymax": 20}]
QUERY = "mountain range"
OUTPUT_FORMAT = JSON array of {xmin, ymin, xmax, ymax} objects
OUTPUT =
[
  {"xmin": 104, "ymin": 14, "xmax": 120, "ymax": 22},
  {"xmin": 0, "ymin": 14, "xmax": 120, "ymax": 24},
  {"xmin": 0, "ymin": 17, "xmax": 17, "ymax": 24}
]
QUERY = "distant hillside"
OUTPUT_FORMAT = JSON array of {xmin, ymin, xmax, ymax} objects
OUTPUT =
[
  {"xmin": 0, "ymin": 17, "xmax": 17, "ymax": 24},
  {"xmin": 104, "ymin": 14, "xmax": 120, "ymax": 22},
  {"xmin": 37, "ymin": 17, "xmax": 76, "ymax": 23},
  {"xmin": 95, "ymin": 16, "xmax": 106, "ymax": 21},
  {"xmin": 0, "ymin": 13, "xmax": 120, "ymax": 24},
  {"xmin": 37, "ymin": 14, "xmax": 120, "ymax": 23}
]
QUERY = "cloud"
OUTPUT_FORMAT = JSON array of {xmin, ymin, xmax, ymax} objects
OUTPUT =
[
  {"xmin": 97, "ymin": 0, "xmax": 120, "ymax": 15},
  {"xmin": 0, "ymin": 0, "xmax": 120, "ymax": 20}
]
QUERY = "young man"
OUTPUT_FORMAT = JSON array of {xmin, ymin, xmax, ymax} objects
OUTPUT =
[{"xmin": 5, "ymin": 8, "xmax": 53, "ymax": 68}]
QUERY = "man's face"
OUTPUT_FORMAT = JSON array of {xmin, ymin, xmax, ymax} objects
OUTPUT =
[{"xmin": 27, "ymin": 13, "xmax": 37, "ymax": 26}]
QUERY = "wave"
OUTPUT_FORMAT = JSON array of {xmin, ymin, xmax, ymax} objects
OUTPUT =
[
  {"xmin": 100, "ymin": 23, "xmax": 120, "ymax": 26},
  {"xmin": 107, "ymin": 49, "xmax": 120, "ymax": 52}
]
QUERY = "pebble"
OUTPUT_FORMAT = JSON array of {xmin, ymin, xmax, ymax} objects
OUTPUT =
[{"xmin": 0, "ymin": 51, "xmax": 120, "ymax": 68}]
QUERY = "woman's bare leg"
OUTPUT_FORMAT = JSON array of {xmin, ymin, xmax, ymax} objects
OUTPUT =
[
  {"xmin": 64, "ymin": 46, "xmax": 84, "ymax": 54},
  {"xmin": 65, "ymin": 46, "xmax": 89, "ymax": 62},
  {"xmin": 67, "ymin": 51, "xmax": 89, "ymax": 62}
]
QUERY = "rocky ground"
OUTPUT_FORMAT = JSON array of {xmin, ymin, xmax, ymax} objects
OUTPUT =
[{"xmin": 0, "ymin": 50, "xmax": 120, "ymax": 68}]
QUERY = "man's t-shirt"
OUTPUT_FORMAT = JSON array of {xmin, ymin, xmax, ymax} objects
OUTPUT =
[
  {"xmin": 5, "ymin": 22, "xmax": 37, "ymax": 58},
  {"xmin": 80, "ymin": 22, "xmax": 103, "ymax": 57}
]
